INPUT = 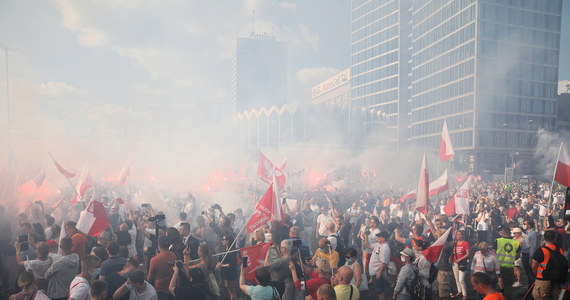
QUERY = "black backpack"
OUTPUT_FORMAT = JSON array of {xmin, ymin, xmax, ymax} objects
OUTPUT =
[
  {"xmin": 330, "ymin": 234, "xmax": 345, "ymax": 256},
  {"xmin": 542, "ymin": 246, "xmax": 569, "ymax": 284},
  {"xmin": 406, "ymin": 265, "xmax": 427, "ymax": 300}
]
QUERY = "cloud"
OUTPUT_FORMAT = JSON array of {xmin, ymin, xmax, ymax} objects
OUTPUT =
[
  {"xmin": 52, "ymin": 0, "xmax": 109, "ymax": 47},
  {"xmin": 296, "ymin": 67, "xmax": 340, "ymax": 83},
  {"xmin": 36, "ymin": 81, "xmax": 83, "ymax": 97},
  {"xmin": 299, "ymin": 24, "xmax": 319, "ymax": 52}
]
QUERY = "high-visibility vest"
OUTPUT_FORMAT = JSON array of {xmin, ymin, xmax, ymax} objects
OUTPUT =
[
  {"xmin": 495, "ymin": 237, "xmax": 519, "ymax": 267},
  {"xmin": 536, "ymin": 244, "xmax": 564, "ymax": 280}
]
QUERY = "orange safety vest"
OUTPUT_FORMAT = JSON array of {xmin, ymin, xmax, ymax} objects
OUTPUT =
[{"xmin": 536, "ymin": 244, "xmax": 564, "ymax": 280}]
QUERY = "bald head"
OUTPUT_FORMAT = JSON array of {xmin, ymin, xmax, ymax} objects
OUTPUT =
[
  {"xmin": 337, "ymin": 266, "xmax": 353, "ymax": 285},
  {"xmin": 318, "ymin": 238, "xmax": 331, "ymax": 252},
  {"xmin": 327, "ymin": 222, "xmax": 336, "ymax": 233}
]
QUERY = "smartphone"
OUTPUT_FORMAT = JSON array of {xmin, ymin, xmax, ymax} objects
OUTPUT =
[
  {"xmin": 18, "ymin": 235, "xmax": 28, "ymax": 243},
  {"xmin": 242, "ymin": 256, "xmax": 249, "ymax": 268}
]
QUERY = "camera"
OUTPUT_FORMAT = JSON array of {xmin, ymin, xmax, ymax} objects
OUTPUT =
[
  {"xmin": 168, "ymin": 260, "xmax": 184, "ymax": 268},
  {"xmin": 148, "ymin": 214, "xmax": 166, "ymax": 222}
]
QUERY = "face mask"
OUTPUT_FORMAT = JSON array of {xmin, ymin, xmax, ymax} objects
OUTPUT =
[
  {"xmin": 126, "ymin": 284, "xmax": 134, "ymax": 290},
  {"xmin": 400, "ymin": 256, "xmax": 407, "ymax": 262},
  {"xmin": 522, "ymin": 225, "xmax": 527, "ymax": 230}
]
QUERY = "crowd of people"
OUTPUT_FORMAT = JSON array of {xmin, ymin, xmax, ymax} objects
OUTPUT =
[{"xmin": 0, "ymin": 178, "xmax": 568, "ymax": 300}]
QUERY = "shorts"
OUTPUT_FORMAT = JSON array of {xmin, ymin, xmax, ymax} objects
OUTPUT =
[
  {"xmin": 370, "ymin": 275, "xmax": 390, "ymax": 294},
  {"xmin": 514, "ymin": 258, "xmax": 522, "ymax": 267}
]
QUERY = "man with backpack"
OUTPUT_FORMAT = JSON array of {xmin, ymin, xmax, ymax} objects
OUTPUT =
[{"xmin": 532, "ymin": 230, "xmax": 568, "ymax": 300}]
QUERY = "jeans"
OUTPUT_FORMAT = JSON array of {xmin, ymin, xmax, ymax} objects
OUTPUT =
[
  {"xmin": 452, "ymin": 262, "xmax": 467, "ymax": 296},
  {"xmin": 522, "ymin": 253, "xmax": 535, "ymax": 286}
]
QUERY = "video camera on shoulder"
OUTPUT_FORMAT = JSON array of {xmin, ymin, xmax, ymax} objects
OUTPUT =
[{"xmin": 168, "ymin": 260, "xmax": 185, "ymax": 268}]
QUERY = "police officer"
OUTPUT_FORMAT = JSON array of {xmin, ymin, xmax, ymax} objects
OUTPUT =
[{"xmin": 494, "ymin": 226, "xmax": 520, "ymax": 299}]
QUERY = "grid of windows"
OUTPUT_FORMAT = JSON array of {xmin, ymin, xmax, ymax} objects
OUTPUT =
[
  {"xmin": 352, "ymin": 90, "xmax": 399, "ymax": 106},
  {"xmin": 352, "ymin": 25, "xmax": 399, "ymax": 53},
  {"xmin": 478, "ymin": 40, "xmax": 559, "ymax": 66},
  {"xmin": 352, "ymin": 51, "xmax": 399, "ymax": 76},
  {"xmin": 413, "ymin": 59, "xmax": 474, "ymax": 95},
  {"xmin": 413, "ymin": 23, "xmax": 475, "ymax": 66},
  {"xmin": 352, "ymin": 63, "xmax": 398, "ymax": 87},
  {"xmin": 413, "ymin": 4, "xmax": 475, "ymax": 51},
  {"xmin": 413, "ymin": 41, "xmax": 474, "ymax": 81},
  {"xmin": 352, "ymin": 12, "xmax": 399, "ymax": 42},
  {"xmin": 352, "ymin": 38, "xmax": 398, "ymax": 65},
  {"xmin": 352, "ymin": 0, "xmax": 398, "ymax": 30},
  {"xmin": 480, "ymin": 0, "xmax": 562, "ymax": 15},
  {"xmin": 414, "ymin": 77, "xmax": 474, "ymax": 107},
  {"xmin": 479, "ymin": 2, "xmax": 561, "ymax": 31},
  {"xmin": 352, "ymin": 76, "xmax": 399, "ymax": 98},
  {"xmin": 414, "ymin": 0, "xmax": 475, "ymax": 37},
  {"xmin": 412, "ymin": 95, "xmax": 474, "ymax": 117},
  {"xmin": 479, "ymin": 22, "xmax": 560, "ymax": 49}
]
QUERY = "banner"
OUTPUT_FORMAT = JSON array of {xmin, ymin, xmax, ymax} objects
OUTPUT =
[{"xmin": 239, "ymin": 243, "xmax": 272, "ymax": 282}]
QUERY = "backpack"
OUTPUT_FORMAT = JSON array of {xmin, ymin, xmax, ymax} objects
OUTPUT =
[
  {"xmin": 330, "ymin": 234, "xmax": 345, "ymax": 256},
  {"xmin": 406, "ymin": 265, "xmax": 426, "ymax": 300},
  {"xmin": 542, "ymin": 246, "xmax": 569, "ymax": 284}
]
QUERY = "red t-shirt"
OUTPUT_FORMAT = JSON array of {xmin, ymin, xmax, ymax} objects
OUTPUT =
[
  {"xmin": 483, "ymin": 292, "xmax": 505, "ymax": 300},
  {"xmin": 148, "ymin": 250, "xmax": 177, "ymax": 293},
  {"xmin": 505, "ymin": 208, "xmax": 518, "ymax": 220},
  {"xmin": 453, "ymin": 241, "xmax": 470, "ymax": 263},
  {"xmin": 294, "ymin": 271, "xmax": 330, "ymax": 300}
]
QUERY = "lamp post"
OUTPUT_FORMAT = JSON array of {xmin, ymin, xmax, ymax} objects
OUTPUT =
[{"xmin": 0, "ymin": 44, "xmax": 14, "ymax": 169}]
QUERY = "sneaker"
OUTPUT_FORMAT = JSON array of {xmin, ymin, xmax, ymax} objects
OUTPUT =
[{"xmin": 512, "ymin": 281, "xmax": 522, "ymax": 287}]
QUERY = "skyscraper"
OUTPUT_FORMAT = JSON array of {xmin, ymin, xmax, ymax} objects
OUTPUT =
[
  {"xmin": 351, "ymin": 0, "xmax": 563, "ymax": 174},
  {"xmin": 231, "ymin": 32, "xmax": 287, "ymax": 114}
]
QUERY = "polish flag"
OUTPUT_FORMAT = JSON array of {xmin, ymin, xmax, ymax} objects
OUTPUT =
[
  {"xmin": 76, "ymin": 199, "xmax": 110, "ymax": 237},
  {"xmin": 116, "ymin": 165, "xmax": 130, "ymax": 186},
  {"xmin": 555, "ymin": 143, "xmax": 570, "ymax": 187},
  {"xmin": 72, "ymin": 173, "xmax": 94, "ymax": 204},
  {"xmin": 239, "ymin": 242, "xmax": 272, "ymax": 282},
  {"xmin": 443, "ymin": 177, "xmax": 472, "ymax": 216},
  {"xmin": 257, "ymin": 153, "xmax": 286, "ymax": 187},
  {"xmin": 245, "ymin": 182, "xmax": 281, "ymax": 233},
  {"xmin": 49, "ymin": 153, "xmax": 75, "ymax": 178},
  {"xmin": 428, "ymin": 169, "xmax": 449, "ymax": 196},
  {"xmin": 439, "ymin": 121, "xmax": 454, "ymax": 161},
  {"xmin": 33, "ymin": 168, "xmax": 46, "ymax": 188},
  {"xmin": 415, "ymin": 153, "xmax": 430, "ymax": 214},
  {"xmin": 422, "ymin": 227, "xmax": 452, "ymax": 263},
  {"xmin": 399, "ymin": 169, "xmax": 448, "ymax": 203}
]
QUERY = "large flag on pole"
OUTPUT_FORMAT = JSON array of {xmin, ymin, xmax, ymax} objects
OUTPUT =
[
  {"xmin": 72, "ymin": 173, "xmax": 94, "ymax": 204},
  {"xmin": 443, "ymin": 177, "xmax": 472, "ymax": 216},
  {"xmin": 116, "ymin": 164, "xmax": 130, "ymax": 186},
  {"xmin": 76, "ymin": 199, "xmax": 110, "ymax": 236},
  {"xmin": 415, "ymin": 153, "xmax": 430, "ymax": 214},
  {"xmin": 272, "ymin": 175, "xmax": 283, "ymax": 223},
  {"xmin": 439, "ymin": 121, "xmax": 454, "ymax": 161},
  {"xmin": 257, "ymin": 153, "xmax": 286, "ymax": 187},
  {"xmin": 49, "ymin": 153, "xmax": 75, "ymax": 178},
  {"xmin": 423, "ymin": 227, "xmax": 452, "ymax": 263},
  {"xmin": 239, "ymin": 242, "xmax": 272, "ymax": 282},
  {"xmin": 33, "ymin": 168, "xmax": 46, "ymax": 188},
  {"xmin": 554, "ymin": 143, "xmax": 570, "ymax": 186},
  {"xmin": 398, "ymin": 169, "xmax": 449, "ymax": 203},
  {"xmin": 245, "ymin": 182, "xmax": 281, "ymax": 233}
]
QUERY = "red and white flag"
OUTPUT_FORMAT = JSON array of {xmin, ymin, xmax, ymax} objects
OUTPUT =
[
  {"xmin": 57, "ymin": 221, "xmax": 66, "ymax": 255},
  {"xmin": 116, "ymin": 164, "xmax": 130, "ymax": 186},
  {"xmin": 422, "ymin": 227, "xmax": 452, "ymax": 263},
  {"xmin": 49, "ymin": 154, "xmax": 75, "ymax": 178},
  {"xmin": 428, "ymin": 169, "xmax": 449, "ymax": 196},
  {"xmin": 239, "ymin": 242, "xmax": 272, "ymax": 282},
  {"xmin": 76, "ymin": 199, "xmax": 110, "ymax": 237},
  {"xmin": 439, "ymin": 121, "xmax": 454, "ymax": 161},
  {"xmin": 257, "ymin": 153, "xmax": 286, "ymax": 187},
  {"xmin": 72, "ymin": 173, "xmax": 94, "ymax": 204},
  {"xmin": 416, "ymin": 153, "xmax": 430, "ymax": 214},
  {"xmin": 272, "ymin": 175, "xmax": 283, "ymax": 223},
  {"xmin": 399, "ymin": 169, "xmax": 448, "ymax": 203},
  {"xmin": 554, "ymin": 143, "xmax": 570, "ymax": 187},
  {"xmin": 245, "ymin": 182, "xmax": 281, "ymax": 233},
  {"xmin": 443, "ymin": 177, "xmax": 472, "ymax": 216}
]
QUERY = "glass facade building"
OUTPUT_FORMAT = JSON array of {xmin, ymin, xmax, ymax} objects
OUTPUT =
[
  {"xmin": 352, "ymin": 0, "xmax": 562, "ymax": 174},
  {"xmin": 231, "ymin": 34, "xmax": 287, "ymax": 114}
]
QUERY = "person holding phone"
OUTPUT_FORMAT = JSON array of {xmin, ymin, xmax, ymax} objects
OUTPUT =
[{"xmin": 239, "ymin": 266, "xmax": 278, "ymax": 300}]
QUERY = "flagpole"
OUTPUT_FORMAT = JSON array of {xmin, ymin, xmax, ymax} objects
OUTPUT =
[
  {"xmin": 48, "ymin": 152, "xmax": 82, "ymax": 202},
  {"xmin": 435, "ymin": 158, "xmax": 440, "ymax": 207},
  {"xmin": 548, "ymin": 142, "xmax": 563, "ymax": 209}
]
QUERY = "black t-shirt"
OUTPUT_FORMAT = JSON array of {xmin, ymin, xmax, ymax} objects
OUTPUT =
[
  {"xmin": 106, "ymin": 272, "xmax": 129, "ymax": 300},
  {"xmin": 100, "ymin": 256, "xmax": 127, "ymax": 277},
  {"xmin": 174, "ymin": 285, "xmax": 206, "ymax": 300}
]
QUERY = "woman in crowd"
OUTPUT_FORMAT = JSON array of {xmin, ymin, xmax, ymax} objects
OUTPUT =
[
  {"xmin": 451, "ymin": 231, "xmax": 470, "ymax": 300},
  {"xmin": 9, "ymin": 271, "xmax": 48, "ymax": 300},
  {"xmin": 186, "ymin": 244, "xmax": 220, "ymax": 298},
  {"xmin": 239, "ymin": 267, "xmax": 278, "ymax": 300},
  {"xmin": 166, "ymin": 227, "xmax": 185, "ymax": 260},
  {"xmin": 217, "ymin": 234, "xmax": 238, "ymax": 300},
  {"xmin": 343, "ymin": 248, "xmax": 366, "ymax": 291},
  {"xmin": 393, "ymin": 248, "xmax": 418, "ymax": 300}
]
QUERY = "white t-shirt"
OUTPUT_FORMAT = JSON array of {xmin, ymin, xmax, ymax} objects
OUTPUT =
[
  {"xmin": 317, "ymin": 214, "xmax": 332, "ymax": 236},
  {"xmin": 130, "ymin": 282, "xmax": 158, "ymax": 300},
  {"xmin": 69, "ymin": 277, "xmax": 90, "ymax": 300},
  {"xmin": 477, "ymin": 212, "xmax": 489, "ymax": 231},
  {"xmin": 538, "ymin": 204, "xmax": 547, "ymax": 217},
  {"xmin": 369, "ymin": 242, "xmax": 390, "ymax": 276},
  {"xmin": 366, "ymin": 228, "xmax": 380, "ymax": 254},
  {"xmin": 24, "ymin": 258, "xmax": 52, "ymax": 280}
]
